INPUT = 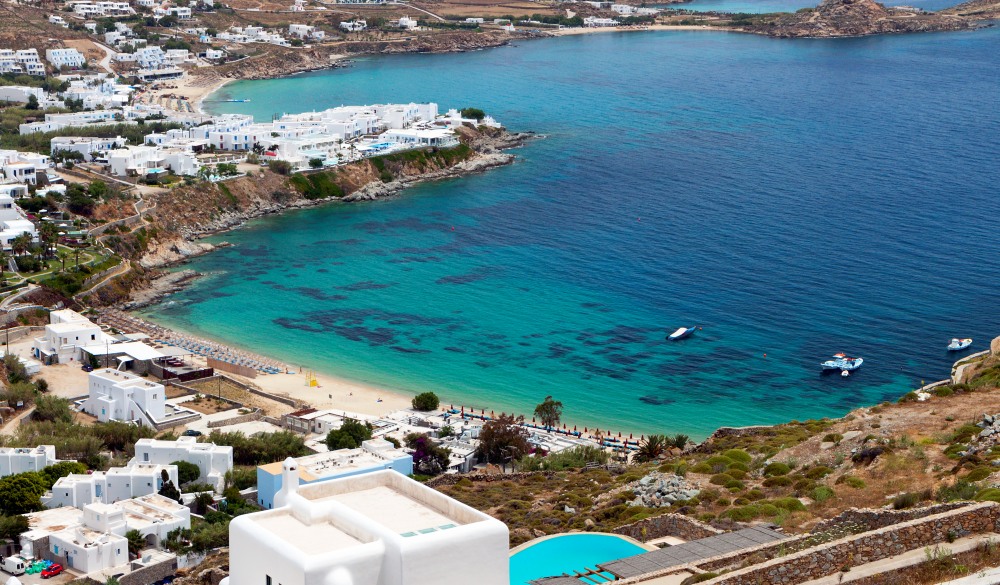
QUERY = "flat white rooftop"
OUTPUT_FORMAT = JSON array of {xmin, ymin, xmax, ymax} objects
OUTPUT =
[
  {"xmin": 329, "ymin": 485, "xmax": 460, "ymax": 535},
  {"xmin": 260, "ymin": 445, "xmax": 407, "ymax": 481},
  {"xmin": 253, "ymin": 512, "xmax": 363, "ymax": 554}
]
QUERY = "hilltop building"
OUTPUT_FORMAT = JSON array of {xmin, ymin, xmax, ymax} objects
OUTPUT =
[
  {"xmin": 44, "ymin": 463, "xmax": 179, "ymax": 508},
  {"xmin": 33, "ymin": 309, "xmax": 112, "ymax": 364},
  {"xmin": 257, "ymin": 439, "xmax": 411, "ymax": 509},
  {"xmin": 226, "ymin": 468, "xmax": 508, "ymax": 585},
  {"xmin": 0, "ymin": 446, "xmax": 62, "ymax": 477},
  {"xmin": 80, "ymin": 368, "xmax": 197, "ymax": 428},
  {"xmin": 130, "ymin": 437, "xmax": 233, "ymax": 492}
]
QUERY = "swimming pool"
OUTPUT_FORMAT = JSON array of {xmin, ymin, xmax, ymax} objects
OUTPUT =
[{"xmin": 509, "ymin": 533, "xmax": 651, "ymax": 585}]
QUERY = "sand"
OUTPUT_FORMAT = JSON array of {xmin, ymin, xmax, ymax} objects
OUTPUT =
[
  {"xmin": 552, "ymin": 24, "xmax": 736, "ymax": 35},
  {"xmin": 131, "ymin": 71, "xmax": 232, "ymax": 117}
]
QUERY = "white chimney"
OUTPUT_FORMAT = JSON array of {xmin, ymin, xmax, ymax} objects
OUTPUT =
[{"xmin": 274, "ymin": 457, "xmax": 299, "ymax": 508}]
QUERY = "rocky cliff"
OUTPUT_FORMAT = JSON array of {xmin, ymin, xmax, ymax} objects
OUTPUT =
[
  {"xmin": 942, "ymin": 0, "xmax": 1000, "ymax": 18},
  {"xmin": 736, "ymin": 0, "xmax": 980, "ymax": 37}
]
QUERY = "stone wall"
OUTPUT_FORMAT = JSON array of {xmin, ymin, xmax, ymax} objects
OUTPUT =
[
  {"xmin": 120, "ymin": 555, "xmax": 178, "ymax": 585},
  {"xmin": 614, "ymin": 513, "xmax": 723, "ymax": 542},
  {"xmin": 207, "ymin": 410, "xmax": 262, "ymax": 428},
  {"xmin": 704, "ymin": 502, "xmax": 1000, "ymax": 585},
  {"xmin": 0, "ymin": 305, "xmax": 44, "ymax": 326},
  {"xmin": 812, "ymin": 502, "xmax": 971, "ymax": 534}
]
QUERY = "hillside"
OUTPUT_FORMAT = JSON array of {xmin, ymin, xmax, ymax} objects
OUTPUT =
[
  {"xmin": 433, "ymin": 347, "xmax": 1000, "ymax": 546},
  {"xmin": 733, "ymin": 0, "xmax": 980, "ymax": 37}
]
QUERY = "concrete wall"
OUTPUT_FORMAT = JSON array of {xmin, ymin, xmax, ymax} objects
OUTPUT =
[
  {"xmin": 704, "ymin": 502, "xmax": 1000, "ymax": 585},
  {"xmin": 207, "ymin": 410, "xmax": 262, "ymax": 429},
  {"xmin": 614, "ymin": 513, "xmax": 723, "ymax": 543},
  {"xmin": 120, "ymin": 555, "xmax": 178, "ymax": 585}
]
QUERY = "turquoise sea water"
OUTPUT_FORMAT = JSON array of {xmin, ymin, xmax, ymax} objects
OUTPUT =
[
  {"xmin": 145, "ymin": 28, "xmax": 1000, "ymax": 438},
  {"xmin": 509, "ymin": 534, "xmax": 647, "ymax": 585}
]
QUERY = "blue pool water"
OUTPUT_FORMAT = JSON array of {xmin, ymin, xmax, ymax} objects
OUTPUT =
[
  {"xmin": 509, "ymin": 534, "xmax": 648, "ymax": 585},
  {"xmin": 144, "ymin": 28, "xmax": 1000, "ymax": 439}
]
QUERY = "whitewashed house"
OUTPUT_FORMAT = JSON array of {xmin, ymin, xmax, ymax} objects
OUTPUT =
[
  {"xmin": 339, "ymin": 20, "xmax": 367, "ymax": 31},
  {"xmin": 0, "ymin": 446, "xmax": 62, "ymax": 478},
  {"xmin": 396, "ymin": 15, "xmax": 418, "ymax": 29},
  {"xmin": 81, "ymin": 368, "xmax": 167, "ymax": 427},
  {"xmin": 46, "ymin": 48, "xmax": 86, "ymax": 69},
  {"xmin": 44, "ymin": 464, "xmax": 179, "ymax": 508},
  {"xmin": 0, "ymin": 192, "xmax": 39, "ymax": 250},
  {"xmin": 33, "ymin": 309, "xmax": 112, "ymax": 364},
  {"xmin": 225, "ymin": 469, "xmax": 509, "ymax": 585},
  {"xmin": 130, "ymin": 437, "xmax": 233, "ymax": 492},
  {"xmin": 51, "ymin": 136, "xmax": 126, "ymax": 161},
  {"xmin": 14, "ymin": 49, "xmax": 45, "ymax": 75}
]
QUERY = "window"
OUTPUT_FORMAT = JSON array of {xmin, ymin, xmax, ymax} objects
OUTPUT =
[
  {"xmin": 91, "ymin": 334, "xmax": 96, "ymax": 340},
  {"xmin": 143, "ymin": 453, "xmax": 149, "ymax": 462},
  {"xmin": 267, "ymin": 576, "xmax": 272, "ymax": 585}
]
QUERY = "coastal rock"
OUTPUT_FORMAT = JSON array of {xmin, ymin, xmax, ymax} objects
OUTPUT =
[
  {"xmin": 738, "ymin": 0, "xmax": 981, "ymax": 38},
  {"xmin": 622, "ymin": 472, "xmax": 700, "ymax": 508}
]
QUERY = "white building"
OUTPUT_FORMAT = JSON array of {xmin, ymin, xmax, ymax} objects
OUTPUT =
[
  {"xmin": 81, "ymin": 368, "xmax": 167, "ymax": 427},
  {"xmin": 22, "ymin": 493, "xmax": 189, "ymax": 573},
  {"xmin": 583, "ymin": 16, "xmax": 620, "ymax": 26},
  {"xmin": 167, "ymin": 6, "xmax": 193, "ymax": 18},
  {"xmin": 107, "ymin": 145, "xmax": 165, "ymax": 176},
  {"xmin": 130, "ymin": 437, "xmax": 233, "ymax": 492},
  {"xmin": 465, "ymin": 17, "xmax": 484, "ymax": 23},
  {"xmin": 610, "ymin": 4, "xmax": 636, "ymax": 14},
  {"xmin": 396, "ymin": 16, "xmax": 418, "ymax": 29},
  {"xmin": 0, "ymin": 446, "xmax": 61, "ymax": 478},
  {"xmin": 225, "ymin": 469, "xmax": 509, "ymax": 585},
  {"xmin": 288, "ymin": 24, "xmax": 325, "ymax": 39},
  {"xmin": 48, "ymin": 15, "xmax": 69, "ymax": 27},
  {"xmin": 339, "ymin": 20, "xmax": 367, "ymax": 31},
  {"xmin": 0, "ymin": 86, "xmax": 45, "ymax": 104},
  {"xmin": 44, "ymin": 463, "xmax": 179, "ymax": 508},
  {"xmin": 382, "ymin": 128, "xmax": 458, "ymax": 148},
  {"xmin": 0, "ymin": 193, "xmax": 37, "ymax": 250},
  {"xmin": 33, "ymin": 309, "xmax": 112, "ymax": 364},
  {"xmin": 14, "ymin": 49, "xmax": 46, "ymax": 76},
  {"xmin": 46, "ymin": 48, "xmax": 86, "ymax": 69},
  {"xmin": 51, "ymin": 136, "xmax": 126, "ymax": 161}
]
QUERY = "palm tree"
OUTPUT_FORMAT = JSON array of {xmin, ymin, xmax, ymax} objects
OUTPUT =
[
  {"xmin": 10, "ymin": 233, "xmax": 31, "ymax": 257},
  {"xmin": 58, "ymin": 250, "xmax": 70, "ymax": 272},
  {"xmin": 74, "ymin": 247, "xmax": 82, "ymax": 269},
  {"xmin": 38, "ymin": 222, "xmax": 58, "ymax": 257},
  {"xmin": 125, "ymin": 529, "xmax": 144, "ymax": 559},
  {"xmin": 635, "ymin": 434, "xmax": 668, "ymax": 463},
  {"xmin": 0, "ymin": 250, "xmax": 7, "ymax": 282}
]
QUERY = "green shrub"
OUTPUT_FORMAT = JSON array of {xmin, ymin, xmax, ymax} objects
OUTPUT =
[
  {"xmin": 812, "ymin": 486, "xmax": 835, "ymax": 503},
  {"xmin": 822, "ymin": 433, "xmax": 844, "ymax": 444},
  {"xmin": 770, "ymin": 497, "xmax": 806, "ymax": 512},
  {"xmin": 964, "ymin": 467, "xmax": 993, "ymax": 482},
  {"xmin": 721, "ymin": 506, "xmax": 760, "ymax": 522},
  {"xmin": 722, "ymin": 449, "xmax": 752, "ymax": 464},
  {"xmin": 933, "ymin": 387, "xmax": 954, "ymax": 398},
  {"xmin": 758, "ymin": 503, "xmax": 779, "ymax": 517},
  {"xmin": 952, "ymin": 424, "xmax": 983, "ymax": 444},
  {"xmin": 938, "ymin": 481, "xmax": 977, "ymax": 502},
  {"xmin": 975, "ymin": 488, "xmax": 1000, "ymax": 502},
  {"xmin": 764, "ymin": 462, "xmax": 791, "ymax": 477},
  {"xmin": 727, "ymin": 461, "xmax": 749, "ymax": 473},
  {"xmin": 725, "ymin": 480, "xmax": 746, "ymax": 492},
  {"xmin": 706, "ymin": 456, "xmax": 735, "ymax": 473},
  {"xmin": 689, "ymin": 462, "xmax": 713, "ymax": 474},
  {"xmin": 411, "ymin": 392, "xmax": 440, "ymax": 411},
  {"xmin": 944, "ymin": 444, "xmax": 967, "ymax": 459},
  {"xmin": 727, "ymin": 469, "xmax": 747, "ymax": 480},
  {"xmin": 805, "ymin": 466, "xmax": 833, "ymax": 480},
  {"xmin": 892, "ymin": 492, "xmax": 922, "ymax": 509},
  {"xmin": 837, "ymin": 476, "xmax": 866, "ymax": 489},
  {"xmin": 710, "ymin": 473, "xmax": 734, "ymax": 486},
  {"xmin": 745, "ymin": 489, "xmax": 766, "ymax": 501},
  {"xmin": 715, "ymin": 496, "xmax": 731, "ymax": 506},
  {"xmin": 898, "ymin": 392, "xmax": 918, "ymax": 403},
  {"xmin": 763, "ymin": 476, "xmax": 793, "ymax": 488}
]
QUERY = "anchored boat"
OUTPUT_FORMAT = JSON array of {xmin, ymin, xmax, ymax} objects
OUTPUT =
[
  {"xmin": 668, "ymin": 326, "xmax": 697, "ymax": 341},
  {"xmin": 821, "ymin": 353, "xmax": 864, "ymax": 372},
  {"xmin": 947, "ymin": 338, "xmax": 972, "ymax": 351}
]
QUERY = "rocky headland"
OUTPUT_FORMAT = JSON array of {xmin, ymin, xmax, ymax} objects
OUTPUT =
[
  {"xmin": 734, "ymin": 0, "xmax": 982, "ymax": 37},
  {"xmin": 90, "ymin": 125, "xmax": 530, "ymax": 305}
]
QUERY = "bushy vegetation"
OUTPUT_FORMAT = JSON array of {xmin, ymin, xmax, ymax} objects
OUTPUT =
[
  {"xmin": 289, "ymin": 171, "xmax": 345, "ymax": 200},
  {"xmin": 206, "ymin": 430, "xmax": 309, "ymax": 465},
  {"xmin": 518, "ymin": 445, "xmax": 610, "ymax": 471},
  {"xmin": 411, "ymin": 391, "xmax": 440, "ymax": 411},
  {"xmin": 324, "ymin": 419, "xmax": 373, "ymax": 450}
]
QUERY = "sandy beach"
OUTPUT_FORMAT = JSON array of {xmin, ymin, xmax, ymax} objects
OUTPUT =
[
  {"xmin": 553, "ymin": 24, "xmax": 737, "ymax": 36},
  {"xmin": 131, "ymin": 71, "xmax": 232, "ymax": 117}
]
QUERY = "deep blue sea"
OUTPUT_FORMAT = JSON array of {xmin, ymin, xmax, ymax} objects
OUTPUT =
[{"xmin": 144, "ymin": 28, "xmax": 1000, "ymax": 438}]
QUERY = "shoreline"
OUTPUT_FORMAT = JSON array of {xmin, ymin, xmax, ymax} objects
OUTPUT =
[{"xmin": 551, "ymin": 24, "xmax": 740, "ymax": 36}]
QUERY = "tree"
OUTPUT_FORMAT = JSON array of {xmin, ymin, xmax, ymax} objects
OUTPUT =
[
  {"xmin": 325, "ymin": 418, "xmax": 372, "ymax": 450},
  {"xmin": 0, "ymin": 473, "xmax": 48, "ymax": 515},
  {"xmin": 460, "ymin": 107, "xmax": 486, "ymax": 121},
  {"xmin": 88, "ymin": 180, "xmax": 108, "ymax": 199},
  {"xmin": 671, "ymin": 434, "xmax": 690, "ymax": 450},
  {"xmin": 0, "ymin": 515, "xmax": 29, "ymax": 540},
  {"xmin": 308, "ymin": 158, "xmax": 323, "ymax": 169},
  {"xmin": 10, "ymin": 233, "xmax": 31, "ymax": 257},
  {"xmin": 157, "ymin": 469, "xmax": 181, "ymax": 502},
  {"xmin": 533, "ymin": 396, "xmax": 563, "ymax": 428},
  {"xmin": 635, "ymin": 434, "xmax": 668, "ymax": 462},
  {"xmin": 475, "ymin": 414, "xmax": 530, "ymax": 465},
  {"xmin": 172, "ymin": 460, "xmax": 201, "ymax": 485},
  {"xmin": 58, "ymin": 250, "xmax": 70, "ymax": 272},
  {"xmin": 411, "ymin": 391, "xmax": 439, "ymax": 411},
  {"xmin": 25, "ymin": 95, "xmax": 39, "ymax": 110},
  {"xmin": 404, "ymin": 433, "xmax": 450, "ymax": 476},
  {"xmin": 125, "ymin": 528, "xmax": 144, "ymax": 558},
  {"xmin": 39, "ymin": 461, "xmax": 87, "ymax": 488},
  {"xmin": 268, "ymin": 160, "xmax": 292, "ymax": 175},
  {"xmin": 34, "ymin": 394, "xmax": 74, "ymax": 423}
]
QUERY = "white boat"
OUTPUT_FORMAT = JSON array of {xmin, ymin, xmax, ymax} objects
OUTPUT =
[
  {"xmin": 821, "ymin": 353, "xmax": 864, "ymax": 371},
  {"xmin": 947, "ymin": 338, "xmax": 972, "ymax": 351},
  {"xmin": 668, "ymin": 326, "xmax": 696, "ymax": 341}
]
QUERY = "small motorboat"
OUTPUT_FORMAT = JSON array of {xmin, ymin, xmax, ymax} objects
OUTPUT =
[
  {"xmin": 947, "ymin": 338, "xmax": 972, "ymax": 351},
  {"xmin": 668, "ymin": 326, "xmax": 696, "ymax": 341},
  {"xmin": 821, "ymin": 353, "xmax": 864, "ymax": 372}
]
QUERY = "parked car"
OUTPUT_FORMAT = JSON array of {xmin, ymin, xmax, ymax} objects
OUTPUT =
[
  {"xmin": 81, "ymin": 364, "xmax": 94, "ymax": 372},
  {"xmin": 182, "ymin": 429, "xmax": 202, "ymax": 437},
  {"xmin": 41, "ymin": 563, "xmax": 63, "ymax": 579}
]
